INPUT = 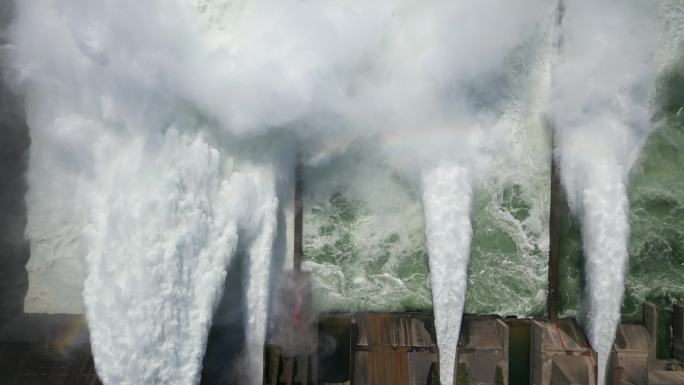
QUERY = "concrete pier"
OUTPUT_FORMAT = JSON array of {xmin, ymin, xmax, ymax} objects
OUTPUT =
[
  {"xmin": 265, "ymin": 271, "xmax": 318, "ymax": 385},
  {"xmin": 530, "ymin": 319, "xmax": 597, "ymax": 385},
  {"xmin": 354, "ymin": 313, "xmax": 437, "ymax": 385},
  {"xmin": 265, "ymin": 347, "xmax": 318, "ymax": 385},
  {"xmin": 611, "ymin": 303, "xmax": 684, "ymax": 385},
  {"xmin": 457, "ymin": 317, "xmax": 509, "ymax": 385},
  {"xmin": 270, "ymin": 313, "xmax": 684, "ymax": 385},
  {"xmin": 263, "ymin": 163, "xmax": 319, "ymax": 385},
  {"xmin": 5, "ymin": 310, "xmax": 684, "ymax": 384},
  {"xmin": 611, "ymin": 303, "xmax": 656, "ymax": 384}
]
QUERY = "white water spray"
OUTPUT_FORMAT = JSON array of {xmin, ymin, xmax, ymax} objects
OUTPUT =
[
  {"xmin": 243, "ymin": 173, "xmax": 278, "ymax": 385},
  {"xmin": 577, "ymin": 164, "xmax": 630, "ymax": 381},
  {"xmin": 550, "ymin": 0, "xmax": 662, "ymax": 382},
  {"xmin": 555, "ymin": 133, "xmax": 636, "ymax": 385},
  {"xmin": 421, "ymin": 163, "xmax": 473, "ymax": 385},
  {"xmin": 7, "ymin": 0, "xmax": 553, "ymax": 384},
  {"xmin": 81, "ymin": 130, "xmax": 280, "ymax": 384}
]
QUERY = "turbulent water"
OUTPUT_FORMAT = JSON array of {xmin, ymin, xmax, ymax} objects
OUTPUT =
[
  {"xmin": 625, "ymin": 1, "xmax": 684, "ymax": 323},
  {"xmin": 303, "ymin": 12, "xmax": 554, "ymax": 316},
  {"xmin": 302, "ymin": 145, "xmax": 432, "ymax": 312},
  {"xmin": 303, "ymin": 129, "xmax": 551, "ymax": 316}
]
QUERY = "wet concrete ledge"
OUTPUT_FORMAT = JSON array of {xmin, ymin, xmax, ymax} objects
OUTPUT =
[{"xmin": 2, "ymin": 306, "xmax": 684, "ymax": 385}]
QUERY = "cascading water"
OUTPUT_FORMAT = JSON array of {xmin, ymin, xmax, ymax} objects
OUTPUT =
[
  {"xmin": 576, "ymin": 165, "xmax": 631, "ymax": 380},
  {"xmin": 82, "ymin": 134, "xmax": 279, "ymax": 385},
  {"xmin": 13, "ymin": 1, "xmax": 668, "ymax": 385},
  {"xmin": 8, "ymin": 1, "xmax": 287, "ymax": 382},
  {"xmin": 81, "ymin": 131, "xmax": 277, "ymax": 385},
  {"xmin": 243, "ymin": 173, "xmax": 279, "ymax": 385},
  {"xmin": 421, "ymin": 163, "xmax": 473, "ymax": 385},
  {"xmin": 549, "ymin": 0, "xmax": 664, "ymax": 382}
]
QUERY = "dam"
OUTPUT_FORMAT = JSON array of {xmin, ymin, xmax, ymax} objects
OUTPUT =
[{"xmin": 1, "ymin": 0, "xmax": 684, "ymax": 385}]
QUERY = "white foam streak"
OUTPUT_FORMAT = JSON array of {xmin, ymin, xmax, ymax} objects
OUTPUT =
[
  {"xmin": 243, "ymin": 173, "xmax": 279, "ymax": 385},
  {"xmin": 421, "ymin": 163, "xmax": 472, "ymax": 385},
  {"xmin": 579, "ymin": 165, "xmax": 630, "ymax": 382}
]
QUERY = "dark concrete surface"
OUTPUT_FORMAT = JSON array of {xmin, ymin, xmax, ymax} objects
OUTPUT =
[
  {"xmin": 0, "ymin": 0, "xmax": 30, "ymax": 329},
  {"xmin": 0, "ymin": 314, "xmax": 100, "ymax": 385}
]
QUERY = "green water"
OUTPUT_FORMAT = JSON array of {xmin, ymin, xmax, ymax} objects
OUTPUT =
[
  {"xmin": 302, "ymin": 145, "xmax": 432, "ymax": 312},
  {"xmin": 302, "ymin": 113, "xmax": 551, "ymax": 315}
]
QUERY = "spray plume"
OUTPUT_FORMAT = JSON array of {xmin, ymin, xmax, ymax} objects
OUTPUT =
[
  {"xmin": 549, "ymin": 0, "xmax": 664, "ymax": 382},
  {"xmin": 421, "ymin": 163, "xmax": 472, "ymax": 385},
  {"xmin": 7, "ymin": 0, "xmax": 551, "ymax": 384}
]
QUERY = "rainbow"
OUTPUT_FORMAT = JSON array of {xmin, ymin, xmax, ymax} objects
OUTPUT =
[{"xmin": 51, "ymin": 315, "xmax": 89, "ymax": 355}]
